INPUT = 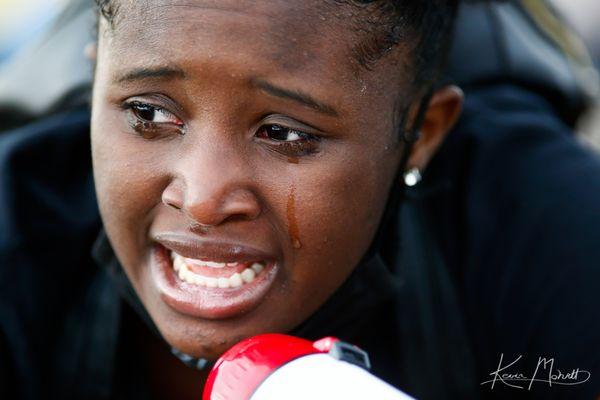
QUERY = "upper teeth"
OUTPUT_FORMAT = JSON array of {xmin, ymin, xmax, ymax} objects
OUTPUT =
[
  {"xmin": 171, "ymin": 252, "xmax": 265, "ymax": 288},
  {"xmin": 198, "ymin": 261, "xmax": 227, "ymax": 268}
]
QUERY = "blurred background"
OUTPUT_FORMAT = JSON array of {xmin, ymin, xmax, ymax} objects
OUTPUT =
[
  {"xmin": 0, "ymin": 0, "xmax": 66, "ymax": 63},
  {"xmin": 0, "ymin": 0, "xmax": 599, "ymax": 146},
  {"xmin": 553, "ymin": 0, "xmax": 600, "ymax": 66},
  {"xmin": 550, "ymin": 0, "xmax": 600, "ymax": 147}
]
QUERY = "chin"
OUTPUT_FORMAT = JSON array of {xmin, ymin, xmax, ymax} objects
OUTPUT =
[{"xmin": 150, "ymin": 307, "xmax": 259, "ymax": 361}]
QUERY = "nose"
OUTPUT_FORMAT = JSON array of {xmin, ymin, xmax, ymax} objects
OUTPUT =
[{"xmin": 161, "ymin": 144, "xmax": 261, "ymax": 227}]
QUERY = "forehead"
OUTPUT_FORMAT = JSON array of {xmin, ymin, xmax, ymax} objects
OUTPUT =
[
  {"xmin": 98, "ymin": 0, "xmax": 412, "ymax": 117},
  {"xmin": 105, "ymin": 1, "xmax": 352, "ymax": 73}
]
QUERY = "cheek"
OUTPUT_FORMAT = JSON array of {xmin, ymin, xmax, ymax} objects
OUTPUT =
[
  {"xmin": 268, "ymin": 151, "xmax": 397, "ymax": 316},
  {"xmin": 294, "ymin": 172, "xmax": 386, "ymax": 253},
  {"xmin": 91, "ymin": 113, "xmax": 168, "ymax": 275}
]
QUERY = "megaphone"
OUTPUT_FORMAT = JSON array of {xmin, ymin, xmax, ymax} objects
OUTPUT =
[{"xmin": 203, "ymin": 334, "xmax": 414, "ymax": 400}]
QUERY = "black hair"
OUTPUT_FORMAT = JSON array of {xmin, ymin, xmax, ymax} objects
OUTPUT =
[{"xmin": 337, "ymin": 1, "xmax": 460, "ymax": 90}]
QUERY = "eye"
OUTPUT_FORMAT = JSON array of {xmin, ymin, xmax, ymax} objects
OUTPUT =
[
  {"xmin": 256, "ymin": 124, "xmax": 310, "ymax": 142},
  {"xmin": 255, "ymin": 124, "xmax": 320, "ymax": 157},
  {"xmin": 122, "ymin": 100, "xmax": 185, "ymax": 139},
  {"xmin": 127, "ymin": 101, "xmax": 183, "ymax": 126}
]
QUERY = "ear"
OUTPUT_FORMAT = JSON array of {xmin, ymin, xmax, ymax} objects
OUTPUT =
[{"xmin": 406, "ymin": 85, "xmax": 463, "ymax": 172}]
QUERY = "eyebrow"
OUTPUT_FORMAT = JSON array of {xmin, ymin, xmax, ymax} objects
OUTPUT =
[
  {"xmin": 113, "ymin": 66, "xmax": 186, "ymax": 84},
  {"xmin": 112, "ymin": 68, "xmax": 338, "ymax": 117},
  {"xmin": 252, "ymin": 79, "xmax": 339, "ymax": 117}
]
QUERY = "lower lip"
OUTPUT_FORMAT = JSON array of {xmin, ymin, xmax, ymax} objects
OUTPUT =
[{"xmin": 150, "ymin": 245, "xmax": 279, "ymax": 319}]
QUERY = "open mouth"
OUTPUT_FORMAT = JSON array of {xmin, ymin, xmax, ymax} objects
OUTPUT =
[{"xmin": 150, "ymin": 243, "xmax": 278, "ymax": 319}]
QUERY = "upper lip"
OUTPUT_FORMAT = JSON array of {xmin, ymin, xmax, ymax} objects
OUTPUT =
[{"xmin": 153, "ymin": 233, "xmax": 276, "ymax": 264}]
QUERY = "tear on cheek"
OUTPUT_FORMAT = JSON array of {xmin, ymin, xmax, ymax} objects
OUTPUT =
[{"xmin": 287, "ymin": 186, "xmax": 302, "ymax": 249}]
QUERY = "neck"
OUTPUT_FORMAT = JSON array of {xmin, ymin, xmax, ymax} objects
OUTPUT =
[{"xmin": 131, "ymin": 311, "xmax": 209, "ymax": 400}]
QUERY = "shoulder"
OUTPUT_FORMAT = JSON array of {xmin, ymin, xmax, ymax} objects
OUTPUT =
[
  {"xmin": 0, "ymin": 106, "xmax": 101, "ymax": 299},
  {"xmin": 0, "ymin": 107, "xmax": 98, "ymax": 248},
  {"xmin": 0, "ymin": 109, "xmax": 103, "ymax": 396},
  {"xmin": 427, "ymin": 83, "xmax": 600, "ymax": 397},
  {"xmin": 453, "ymin": 84, "xmax": 600, "ymax": 263}
]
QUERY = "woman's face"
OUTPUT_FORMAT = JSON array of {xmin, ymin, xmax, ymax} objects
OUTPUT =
[{"xmin": 91, "ymin": 0, "xmax": 415, "ymax": 359}]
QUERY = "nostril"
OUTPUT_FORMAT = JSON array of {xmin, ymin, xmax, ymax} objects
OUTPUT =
[
  {"xmin": 162, "ymin": 184, "xmax": 184, "ymax": 211},
  {"xmin": 166, "ymin": 201, "xmax": 182, "ymax": 210}
]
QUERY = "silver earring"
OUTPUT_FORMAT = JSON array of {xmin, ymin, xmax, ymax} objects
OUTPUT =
[{"xmin": 403, "ymin": 167, "xmax": 422, "ymax": 187}]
